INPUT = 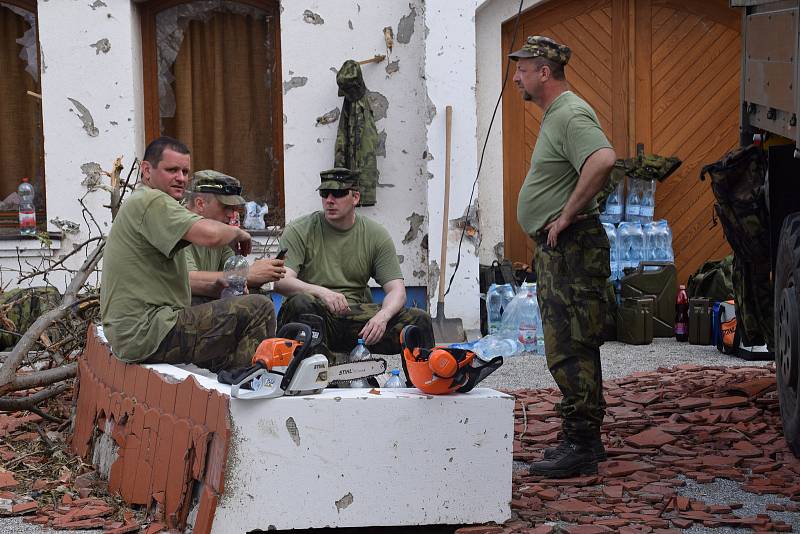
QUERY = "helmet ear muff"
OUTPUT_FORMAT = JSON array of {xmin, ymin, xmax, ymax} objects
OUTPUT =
[{"xmin": 428, "ymin": 349, "xmax": 458, "ymax": 378}]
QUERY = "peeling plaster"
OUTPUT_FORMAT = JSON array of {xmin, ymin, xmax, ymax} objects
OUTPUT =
[
  {"xmin": 403, "ymin": 212, "xmax": 424, "ymax": 244},
  {"xmin": 492, "ymin": 242, "xmax": 505, "ymax": 263},
  {"xmin": 366, "ymin": 91, "xmax": 388, "ymax": 121},
  {"xmin": 376, "ymin": 130, "xmax": 387, "ymax": 157},
  {"xmin": 284, "ymin": 143, "xmax": 294, "ymax": 150},
  {"xmin": 283, "ymin": 76, "xmax": 307, "ymax": 94},
  {"xmin": 385, "ymin": 59, "xmax": 400, "ymax": 75},
  {"xmin": 422, "ymin": 150, "xmax": 433, "ymax": 161},
  {"xmin": 427, "ymin": 259, "xmax": 440, "ymax": 300},
  {"xmin": 49, "ymin": 217, "xmax": 80, "ymax": 234},
  {"xmin": 335, "ymin": 492, "xmax": 353, "ymax": 512},
  {"xmin": 413, "ymin": 269, "xmax": 425, "ymax": 279},
  {"xmin": 80, "ymin": 162, "xmax": 103, "ymax": 188},
  {"xmin": 315, "ymin": 107, "xmax": 340, "ymax": 126},
  {"xmin": 88, "ymin": 0, "xmax": 106, "ymax": 9},
  {"xmin": 421, "ymin": 233, "xmax": 428, "ymax": 251},
  {"xmin": 396, "ymin": 5, "xmax": 417, "ymax": 44},
  {"xmin": 68, "ymin": 98, "xmax": 99, "ymax": 137},
  {"xmin": 302, "ymin": 9, "xmax": 324, "ymax": 25},
  {"xmin": 90, "ymin": 38, "xmax": 111, "ymax": 55},
  {"xmin": 452, "ymin": 201, "xmax": 481, "ymax": 252},
  {"xmin": 348, "ymin": 19, "xmax": 353, "ymax": 30},
  {"xmin": 425, "ymin": 94, "xmax": 437, "ymax": 125},
  {"xmin": 397, "ymin": 255, "xmax": 404, "ymax": 264}
]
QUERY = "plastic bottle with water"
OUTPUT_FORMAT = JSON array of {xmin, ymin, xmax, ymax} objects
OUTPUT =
[
  {"xmin": 220, "ymin": 255, "xmax": 249, "ymax": 298},
  {"xmin": 602, "ymin": 222, "xmax": 619, "ymax": 281},
  {"xmin": 472, "ymin": 335, "xmax": 524, "ymax": 361},
  {"xmin": 618, "ymin": 221, "xmax": 644, "ymax": 273},
  {"xmin": 639, "ymin": 180, "xmax": 656, "ymax": 223},
  {"xmin": 18, "ymin": 177, "xmax": 36, "ymax": 236},
  {"xmin": 625, "ymin": 177, "xmax": 641, "ymax": 222},
  {"xmin": 384, "ymin": 369, "xmax": 403, "ymax": 388},
  {"xmin": 486, "ymin": 281, "xmax": 515, "ymax": 335},
  {"xmin": 600, "ymin": 181, "xmax": 623, "ymax": 224},
  {"xmin": 347, "ymin": 339, "xmax": 371, "ymax": 388}
]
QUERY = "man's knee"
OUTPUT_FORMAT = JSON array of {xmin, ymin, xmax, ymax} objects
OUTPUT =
[
  {"xmin": 394, "ymin": 307, "xmax": 434, "ymax": 348},
  {"xmin": 278, "ymin": 293, "xmax": 323, "ymax": 323}
]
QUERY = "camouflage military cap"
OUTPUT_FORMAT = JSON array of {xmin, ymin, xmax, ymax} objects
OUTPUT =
[
  {"xmin": 508, "ymin": 35, "xmax": 571, "ymax": 65},
  {"xmin": 618, "ymin": 154, "xmax": 682, "ymax": 182},
  {"xmin": 189, "ymin": 170, "xmax": 246, "ymax": 206},
  {"xmin": 318, "ymin": 167, "xmax": 360, "ymax": 190}
]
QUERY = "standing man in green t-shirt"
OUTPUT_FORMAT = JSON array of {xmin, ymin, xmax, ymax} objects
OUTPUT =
[
  {"xmin": 183, "ymin": 170, "xmax": 286, "ymax": 304},
  {"xmin": 274, "ymin": 168, "xmax": 433, "ymax": 358},
  {"xmin": 100, "ymin": 136, "xmax": 276, "ymax": 372},
  {"xmin": 510, "ymin": 36, "xmax": 616, "ymax": 478}
]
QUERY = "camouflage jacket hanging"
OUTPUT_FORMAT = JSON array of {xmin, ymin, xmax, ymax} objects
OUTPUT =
[{"xmin": 335, "ymin": 60, "xmax": 379, "ymax": 206}]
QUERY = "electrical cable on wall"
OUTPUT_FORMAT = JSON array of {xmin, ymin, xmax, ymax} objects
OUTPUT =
[{"xmin": 444, "ymin": 0, "xmax": 525, "ymax": 296}]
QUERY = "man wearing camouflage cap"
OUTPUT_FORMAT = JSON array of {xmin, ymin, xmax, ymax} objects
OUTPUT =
[
  {"xmin": 184, "ymin": 170, "xmax": 286, "ymax": 303},
  {"xmin": 274, "ymin": 168, "xmax": 434, "ymax": 359},
  {"xmin": 101, "ymin": 136, "xmax": 275, "ymax": 373},
  {"xmin": 511, "ymin": 36, "xmax": 617, "ymax": 477}
]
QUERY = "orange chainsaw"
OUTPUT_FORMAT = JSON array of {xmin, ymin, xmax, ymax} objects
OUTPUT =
[{"xmin": 218, "ymin": 321, "xmax": 386, "ymax": 399}]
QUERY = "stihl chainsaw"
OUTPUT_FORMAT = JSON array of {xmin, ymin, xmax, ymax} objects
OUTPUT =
[{"xmin": 218, "ymin": 321, "xmax": 386, "ymax": 399}]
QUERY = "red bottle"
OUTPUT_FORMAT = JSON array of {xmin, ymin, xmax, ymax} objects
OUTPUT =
[{"xmin": 675, "ymin": 284, "xmax": 689, "ymax": 342}]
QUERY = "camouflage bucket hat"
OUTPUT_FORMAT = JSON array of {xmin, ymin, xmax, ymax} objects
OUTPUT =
[
  {"xmin": 508, "ymin": 35, "xmax": 571, "ymax": 65},
  {"xmin": 318, "ymin": 167, "xmax": 360, "ymax": 190},
  {"xmin": 189, "ymin": 170, "xmax": 246, "ymax": 206}
]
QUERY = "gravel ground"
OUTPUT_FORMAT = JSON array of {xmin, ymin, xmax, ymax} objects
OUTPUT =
[{"xmin": 1, "ymin": 337, "xmax": 782, "ymax": 533}]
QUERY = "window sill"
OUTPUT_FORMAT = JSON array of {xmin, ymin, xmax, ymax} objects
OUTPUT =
[{"xmin": 0, "ymin": 232, "xmax": 63, "ymax": 257}]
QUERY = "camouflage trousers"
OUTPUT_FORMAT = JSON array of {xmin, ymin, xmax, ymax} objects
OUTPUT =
[
  {"xmin": 278, "ymin": 293, "xmax": 434, "ymax": 358},
  {"xmin": 732, "ymin": 255, "xmax": 773, "ymax": 350},
  {"xmin": 146, "ymin": 294, "xmax": 275, "ymax": 373},
  {"xmin": 534, "ymin": 217, "xmax": 610, "ymax": 445}
]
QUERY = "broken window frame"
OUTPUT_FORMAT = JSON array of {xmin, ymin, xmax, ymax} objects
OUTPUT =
[
  {"xmin": 0, "ymin": 0, "xmax": 47, "ymax": 237},
  {"xmin": 139, "ymin": 0, "xmax": 285, "ymax": 226}
]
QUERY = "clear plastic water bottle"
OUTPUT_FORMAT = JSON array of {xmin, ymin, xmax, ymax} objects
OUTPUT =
[
  {"xmin": 384, "ymin": 369, "xmax": 403, "ymax": 388},
  {"xmin": 347, "ymin": 339, "xmax": 371, "ymax": 388},
  {"xmin": 472, "ymin": 335, "xmax": 524, "ymax": 361},
  {"xmin": 618, "ymin": 221, "xmax": 644, "ymax": 272},
  {"xmin": 515, "ymin": 285, "xmax": 542, "ymax": 354},
  {"xmin": 18, "ymin": 177, "xmax": 36, "ymax": 236},
  {"xmin": 625, "ymin": 177, "xmax": 641, "ymax": 222},
  {"xmin": 602, "ymin": 223, "xmax": 619, "ymax": 281},
  {"xmin": 639, "ymin": 180, "xmax": 656, "ymax": 223},
  {"xmin": 220, "ymin": 255, "xmax": 249, "ymax": 298},
  {"xmin": 487, "ymin": 281, "xmax": 515, "ymax": 335},
  {"xmin": 600, "ymin": 181, "xmax": 623, "ymax": 224}
]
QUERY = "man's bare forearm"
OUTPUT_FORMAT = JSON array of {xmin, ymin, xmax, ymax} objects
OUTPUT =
[
  {"xmin": 273, "ymin": 275, "xmax": 324, "ymax": 298},
  {"xmin": 183, "ymin": 219, "xmax": 248, "ymax": 249},
  {"xmin": 561, "ymin": 147, "xmax": 616, "ymax": 222},
  {"xmin": 189, "ymin": 271, "xmax": 223, "ymax": 298}
]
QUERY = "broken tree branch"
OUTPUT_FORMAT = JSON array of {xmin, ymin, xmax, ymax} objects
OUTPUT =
[{"xmin": 0, "ymin": 382, "xmax": 69, "ymax": 412}]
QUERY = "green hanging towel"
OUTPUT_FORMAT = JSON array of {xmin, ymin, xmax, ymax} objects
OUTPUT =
[{"xmin": 335, "ymin": 60, "xmax": 379, "ymax": 206}]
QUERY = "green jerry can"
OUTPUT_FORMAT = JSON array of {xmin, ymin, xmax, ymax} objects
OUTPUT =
[
  {"xmin": 617, "ymin": 296, "xmax": 654, "ymax": 345},
  {"xmin": 689, "ymin": 297, "xmax": 713, "ymax": 345},
  {"xmin": 620, "ymin": 262, "xmax": 677, "ymax": 337}
]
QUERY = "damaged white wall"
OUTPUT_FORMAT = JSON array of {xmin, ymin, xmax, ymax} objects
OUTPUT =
[{"xmin": 0, "ymin": 0, "xmax": 482, "ymax": 331}]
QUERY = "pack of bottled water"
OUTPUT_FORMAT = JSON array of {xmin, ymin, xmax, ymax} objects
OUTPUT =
[
  {"xmin": 625, "ymin": 177, "xmax": 656, "ymax": 223},
  {"xmin": 642, "ymin": 219, "xmax": 674, "ymax": 265},
  {"xmin": 599, "ymin": 180, "xmax": 623, "ymax": 224},
  {"xmin": 602, "ymin": 222, "xmax": 621, "ymax": 281},
  {"xmin": 617, "ymin": 221, "xmax": 645, "ymax": 273}
]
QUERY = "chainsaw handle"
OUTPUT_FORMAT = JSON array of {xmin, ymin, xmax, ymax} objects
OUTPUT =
[{"xmin": 277, "ymin": 322, "xmax": 315, "ymax": 391}]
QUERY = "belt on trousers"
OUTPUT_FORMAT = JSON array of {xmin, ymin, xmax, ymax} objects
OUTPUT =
[{"xmin": 533, "ymin": 214, "xmax": 601, "ymax": 242}]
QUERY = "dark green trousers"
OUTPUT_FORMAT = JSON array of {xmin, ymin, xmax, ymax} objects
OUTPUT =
[
  {"xmin": 534, "ymin": 217, "xmax": 610, "ymax": 444},
  {"xmin": 277, "ymin": 293, "xmax": 434, "ymax": 355}
]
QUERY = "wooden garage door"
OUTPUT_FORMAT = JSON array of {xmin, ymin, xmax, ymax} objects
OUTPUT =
[{"xmin": 502, "ymin": 0, "xmax": 737, "ymax": 284}]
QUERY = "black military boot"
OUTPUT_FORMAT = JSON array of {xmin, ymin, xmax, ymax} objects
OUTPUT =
[
  {"xmin": 529, "ymin": 440, "xmax": 598, "ymax": 478},
  {"xmin": 543, "ymin": 438, "xmax": 606, "ymax": 462}
]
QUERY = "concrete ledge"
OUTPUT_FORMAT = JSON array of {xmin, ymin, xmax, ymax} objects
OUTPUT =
[{"xmin": 73, "ymin": 326, "xmax": 514, "ymax": 532}]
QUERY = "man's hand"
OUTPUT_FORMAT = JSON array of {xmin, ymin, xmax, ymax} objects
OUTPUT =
[
  {"xmin": 231, "ymin": 229, "xmax": 252, "ymax": 256},
  {"xmin": 248, "ymin": 259, "xmax": 286, "ymax": 286},
  {"xmin": 359, "ymin": 310, "xmax": 390, "ymax": 346},
  {"xmin": 316, "ymin": 287, "xmax": 350, "ymax": 315},
  {"xmin": 544, "ymin": 212, "xmax": 575, "ymax": 248}
]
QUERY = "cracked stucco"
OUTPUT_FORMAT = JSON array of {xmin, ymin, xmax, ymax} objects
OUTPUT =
[
  {"xmin": 90, "ymin": 38, "xmax": 110, "ymax": 54},
  {"xmin": 283, "ymin": 76, "xmax": 307, "ymax": 94},
  {"xmin": 315, "ymin": 107, "xmax": 340, "ymax": 126},
  {"xmin": 376, "ymin": 130, "xmax": 387, "ymax": 157},
  {"xmin": 403, "ymin": 212, "xmax": 424, "ymax": 244},
  {"xmin": 303, "ymin": 9, "xmax": 324, "ymax": 25},
  {"xmin": 452, "ymin": 201, "xmax": 481, "ymax": 252},
  {"xmin": 385, "ymin": 59, "xmax": 400, "ymax": 75},
  {"xmin": 397, "ymin": 5, "xmax": 417, "ymax": 44},
  {"xmin": 366, "ymin": 91, "xmax": 388, "ymax": 121},
  {"xmin": 89, "ymin": 0, "xmax": 106, "ymax": 9},
  {"xmin": 80, "ymin": 162, "xmax": 103, "ymax": 188}
]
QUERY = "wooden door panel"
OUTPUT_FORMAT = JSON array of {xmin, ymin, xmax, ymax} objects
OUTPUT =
[
  {"xmin": 643, "ymin": 0, "xmax": 739, "ymax": 284},
  {"xmin": 502, "ymin": 0, "xmax": 623, "ymax": 265}
]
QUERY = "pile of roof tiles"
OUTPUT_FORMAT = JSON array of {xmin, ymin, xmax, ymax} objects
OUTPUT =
[{"xmin": 457, "ymin": 364, "xmax": 798, "ymax": 533}]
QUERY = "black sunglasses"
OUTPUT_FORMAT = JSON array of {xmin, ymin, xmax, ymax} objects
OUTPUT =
[
  {"xmin": 319, "ymin": 189, "xmax": 352, "ymax": 199},
  {"xmin": 194, "ymin": 183, "xmax": 242, "ymax": 196}
]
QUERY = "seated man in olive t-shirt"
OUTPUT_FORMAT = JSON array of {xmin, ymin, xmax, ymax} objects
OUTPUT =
[
  {"xmin": 100, "ymin": 136, "xmax": 275, "ymax": 372},
  {"xmin": 274, "ymin": 168, "xmax": 433, "ymax": 357}
]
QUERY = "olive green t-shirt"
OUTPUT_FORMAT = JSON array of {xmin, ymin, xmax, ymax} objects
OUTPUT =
[
  {"xmin": 516, "ymin": 91, "xmax": 612, "ymax": 235},
  {"xmin": 185, "ymin": 243, "xmax": 234, "ymax": 272},
  {"xmin": 100, "ymin": 186, "xmax": 202, "ymax": 362},
  {"xmin": 279, "ymin": 211, "xmax": 403, "ymax": 305}
]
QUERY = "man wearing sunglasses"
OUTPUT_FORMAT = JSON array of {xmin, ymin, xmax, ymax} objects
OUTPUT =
[
  {"xmin": 101, "ymin": 136, "xmax": 276, "ymax": 373},
  {"xmin": 274, "ymin": 167, "xmax": 434, "ymax": 359},
  {"xmin": 184, "ymin": 170, "xmax": 286, "ymax": 303}
]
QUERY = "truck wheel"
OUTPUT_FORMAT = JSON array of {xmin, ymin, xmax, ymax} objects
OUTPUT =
[{"xmin": 775, "ymin": 212, "xmax": 800, "ymax": 457}]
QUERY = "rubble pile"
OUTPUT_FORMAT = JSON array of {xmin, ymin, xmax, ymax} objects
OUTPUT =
[{"xmin": 492, "ymin": 364, "xmax": 798, "ymax": 533}]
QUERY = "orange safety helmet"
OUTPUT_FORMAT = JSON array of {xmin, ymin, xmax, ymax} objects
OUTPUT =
[{"xmin": 400, "ymin": 325, "xmax": 503, "ymax": 395}]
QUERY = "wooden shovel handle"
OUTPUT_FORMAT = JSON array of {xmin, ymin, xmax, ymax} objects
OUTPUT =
[{"xmin": 438, "ymin": 105, "xmax": 453, "ymax": 304}]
